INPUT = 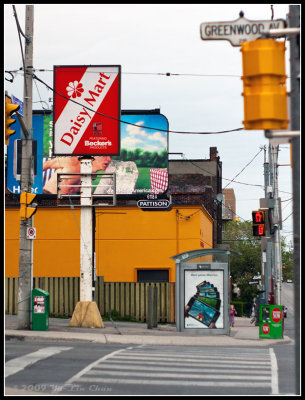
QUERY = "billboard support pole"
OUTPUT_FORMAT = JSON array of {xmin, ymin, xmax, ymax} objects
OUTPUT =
[
  {"xmin": 69, "ymin": 157, "xmax": 104, "ymax": 328},
  {"xmin": 17, "ymin": 5, "xmax": 34, "ymax": 330},
  {"xmin": 79, "ymin": 157, "xmax": 93, "ymax": 302}
]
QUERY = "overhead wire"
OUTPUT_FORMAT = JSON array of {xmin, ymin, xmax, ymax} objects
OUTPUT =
[
  {"xmin": 12, "ymin": 5, "xmax": 26, "ymax": 77},
  {"xmin": 223, "ymin": 148, "xmax": 263, "ymax": 189},
  {"xmin": 32, "ymin": 72, "xmax": 243, "ymax": 135}
]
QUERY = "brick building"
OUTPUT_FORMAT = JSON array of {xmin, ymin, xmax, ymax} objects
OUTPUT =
[{"xmin": 168, "ymin": 147, "xmax": 222, "ymax": 248}]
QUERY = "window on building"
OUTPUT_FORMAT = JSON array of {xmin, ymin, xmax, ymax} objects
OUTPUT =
[{"xmin": 137, "ymin": 269, "xmax": 169, "ymax": 282}]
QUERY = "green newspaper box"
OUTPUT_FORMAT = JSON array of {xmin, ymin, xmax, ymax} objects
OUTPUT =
[
  {"xmin": 32, "ymin": 288, "xmax": 49, "ymax": 331},
  {"xmin": 259, "ymin": 305, "xmax": 283, "ymax": 339}
]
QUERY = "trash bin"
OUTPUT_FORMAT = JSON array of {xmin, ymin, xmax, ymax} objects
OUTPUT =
[
  {"xmin": 32, "ymin": 288, "xmax": 49, "ymax": 331},
  {"xmin": 259, "ymin": 304, "xmax": 283, "ymax": 339}
]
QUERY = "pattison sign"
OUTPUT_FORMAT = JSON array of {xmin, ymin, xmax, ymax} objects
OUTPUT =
[{"xmin": 200, "ymin": 15, "xmax": 286, "ymax": 47}]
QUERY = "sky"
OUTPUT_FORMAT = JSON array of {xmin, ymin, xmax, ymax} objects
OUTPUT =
[{"xmin": 4, "ymin": 4, "xmax": 295, "ymax": 247}]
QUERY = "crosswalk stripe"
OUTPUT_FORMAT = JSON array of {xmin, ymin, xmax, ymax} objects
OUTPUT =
[
  {"xmin": 5, "ymin": 347, "xmax": 72, "ymax": 378},
  {"xmin": 101, "ymin": 359, "xmax": 271, "ymax": 369},
  {"xmin": 113, "ymin": 355, "xmax": 271, "ymax": 365},
  {"xmin": 94, "ymin": 363, "xmax": 272, "ymax": 375},
  {"xmin": 85, "ymin": 369, "xmax": 271, "ymax": 381},
  {"xmin": 75, "ymin": 377, "xmax": 271, "ymax": 388},
  {"xmin": 121, "ymin": 351, "xmax": 270, "ymax": 359}
]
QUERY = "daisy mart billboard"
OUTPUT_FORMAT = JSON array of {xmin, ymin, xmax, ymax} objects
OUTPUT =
[
  {"xmin": 53, "ymin": 65, "xmax": 121, "ymax": 156},
  {"xmin": 6, "ymin": 110, "xmax": 169, "ymax": 197}
]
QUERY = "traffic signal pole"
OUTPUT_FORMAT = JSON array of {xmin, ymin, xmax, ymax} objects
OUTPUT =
[
  {"xmin": 17, "ymin": 5, "xmax": 34, "ymax": 330},
  {"xmin": 288, "ymin": 5, "xmax": 300, "ymax": 395}
]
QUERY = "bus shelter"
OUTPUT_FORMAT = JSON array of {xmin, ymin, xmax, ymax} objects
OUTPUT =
[{"xmin": 171, "ymin": 249, "xmax": 240, "ymax": 335}]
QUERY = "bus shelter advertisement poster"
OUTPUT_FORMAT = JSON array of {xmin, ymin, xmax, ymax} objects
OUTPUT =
[
  {"xmin": 184, "ymin": 270, "xmax": 224, "ymax": 329},
  {"xmin": 6, "ymin": 113, "xmax": 169, "ymax": 196}
]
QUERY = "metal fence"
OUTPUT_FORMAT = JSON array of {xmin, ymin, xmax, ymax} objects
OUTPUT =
[{"xmin": 5, "ymin": 277, "xmax": 175, "ymax": 323}]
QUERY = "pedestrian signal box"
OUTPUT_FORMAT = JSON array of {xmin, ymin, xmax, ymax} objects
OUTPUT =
[{"xmin": 252, "ymin": 210, "xmax": 265, "ymax": 236}]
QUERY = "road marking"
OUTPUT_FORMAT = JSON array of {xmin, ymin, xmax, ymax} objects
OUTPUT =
[
  {"xmin": 121, "ymin": 350, "xmax": 270, "ymax": 359},
  {"xmin": 94, "ymin": 363, "xmax": 272, "ymax": 375},
  {"xmin": 5, "ymin": 347, "xmax": 72, "ymax": 378},
  {"xmin": 84, "ymin": 369, "xmax": 271, "ymax": 381},
  {"xmin": 113, "ymin": 355, "xmax": 271, "ymax": 365},
  {"xmin": 76, "ymin": 377, "xmax": 271, "ymax": 388},
  {"xmin": 99, "ymin": 358, "xmax": 271, "ymax": 369},
  {"xmin": 59, "ymin": 347, "xmax": 275, "ymax": 393},
  {"xmin": 58, "ymin": 345, "xmax": 142, "ymax": 392},
  {"xmin": 269, "ymin": 348, "xmax": 279, "ymax": 395}
]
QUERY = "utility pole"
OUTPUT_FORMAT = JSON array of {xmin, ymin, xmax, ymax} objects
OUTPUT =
[
  {"xmin": 288, "ymin": 4, "xmax": 300, "ymax": 395},
  {"xmin": 17, "ymin": 5, "xmax": 34, "ymax": 330},
  {"xmin": 270, "ymin": 144, "xmax": 282, "ymax": 305}
]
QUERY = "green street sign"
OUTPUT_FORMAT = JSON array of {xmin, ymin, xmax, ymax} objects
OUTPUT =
[{"xmin": 259, "ymin": 305, "xmax": 283, "ymax": 339}]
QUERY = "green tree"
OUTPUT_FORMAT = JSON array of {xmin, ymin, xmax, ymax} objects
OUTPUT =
[{"xmin": 223, "ymin": 220, "xmax": 261, "ymax": 300}]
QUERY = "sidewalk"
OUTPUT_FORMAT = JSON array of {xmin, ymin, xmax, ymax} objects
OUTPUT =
[{"xmin": 5, "ymin": 315, "xmax": 293, "ymax": 347}]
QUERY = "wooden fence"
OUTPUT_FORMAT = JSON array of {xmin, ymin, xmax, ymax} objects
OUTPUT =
[{"xmin": 5, "ymin": 277, "xmax": 176, "ymax": 323}]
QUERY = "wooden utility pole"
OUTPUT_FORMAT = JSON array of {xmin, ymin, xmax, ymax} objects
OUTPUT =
[{"xmin": 17, "ymin": 5, "xmax": 34, "ymax": 330}]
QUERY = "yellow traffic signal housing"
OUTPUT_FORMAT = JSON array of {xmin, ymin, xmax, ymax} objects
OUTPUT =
[
  {"xmin": 5, "ymin": 95, "xmax": 20, "ymax": 145},
  {"xmin": 20, "ymin": 192, "xmax": 37, "ymax": 220},
  {"xmin": 241, "ymin": 39, "xmax": 288, "ymax": 130}
]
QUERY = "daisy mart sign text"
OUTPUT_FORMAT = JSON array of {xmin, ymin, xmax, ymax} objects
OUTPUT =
[{"xmin": 53, "ymin": 65, "xmax": 121, "ymax": 156}]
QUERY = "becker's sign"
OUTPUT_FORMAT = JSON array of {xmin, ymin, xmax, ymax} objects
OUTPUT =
[
  {"xmin": 200, "ymin": 15, "xmax": 286, "ymax": 47},
  {"xmin": 53, "ymin": 65, "xmax": 121, "ymax": 156}
]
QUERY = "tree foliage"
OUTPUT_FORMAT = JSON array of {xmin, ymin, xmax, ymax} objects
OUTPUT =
[
  {"xmin": 223, "ymin": 220, "xmax": 261, "ymax": 300},
  {"xmin": 223, "ymin": 220, "xmax": 295, "ymax": 299}
]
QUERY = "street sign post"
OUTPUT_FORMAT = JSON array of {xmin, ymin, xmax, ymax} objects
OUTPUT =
[{"xmin": 200, "ymin": 13, "xmax": 286, "ymax": 47}]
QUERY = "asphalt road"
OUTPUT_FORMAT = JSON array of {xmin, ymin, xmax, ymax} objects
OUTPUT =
[{"xmin": 5, "ymin": 340, "xmax": 296, "ymax": 396}]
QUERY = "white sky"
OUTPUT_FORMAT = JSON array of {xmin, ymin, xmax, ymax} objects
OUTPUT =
[{"xmin": 4, "ymin": 4, "xmax": 295, "ymax": 246}]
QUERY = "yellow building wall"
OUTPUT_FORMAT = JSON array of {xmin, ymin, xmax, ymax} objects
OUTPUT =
[
  {"xmin": 5, "ymin": 207, "xmax": 81, "ymax": 278},
  {"xmin": 95, "ymin": 206, "xmax": 213, "ymax": 282},
  {"xmin": 5, "ymin": 205, "xmax": 213, "ymax": 281}
]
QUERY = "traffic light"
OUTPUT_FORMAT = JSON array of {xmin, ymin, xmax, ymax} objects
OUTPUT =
[
  {"xmin": 241, "ymin": 39, "xmax": 288, "ymax": 130},
  {"xmin": 20, "ymin": 192, "xmax": 37, "ymax": 220},
  {"xmin": 252, "ymin": 210, "xmax": 266, "ymax": 237},
  {"xmin": 5, "ymin": 94, "xmax": 20, "ymax": 145}
]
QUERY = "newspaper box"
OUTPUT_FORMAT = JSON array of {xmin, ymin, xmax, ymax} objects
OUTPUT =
[
  {"xmin": 32, "ymin": 288, "xmax": 49, "ymax": 331},
  {"xmin": 259, "ymin": 304, "xmax": 283, "ymax": 339}
]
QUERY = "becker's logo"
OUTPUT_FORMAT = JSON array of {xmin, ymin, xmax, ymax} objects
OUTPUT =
[{"xmin": 66, "ymin": 81, "xmax": 84, "ymax": 98}]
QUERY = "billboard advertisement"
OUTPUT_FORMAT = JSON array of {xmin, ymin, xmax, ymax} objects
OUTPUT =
[
  {"xmin": 53, "ymin": 65, "xmax": 121, "ymax": 156},
  {"xmin": 6, "ymin": 111, "xmax": 168, "ymax": 197},
  {"xmin": 184, "ymin": 269, "xmax": 224, "ymax": 329}
]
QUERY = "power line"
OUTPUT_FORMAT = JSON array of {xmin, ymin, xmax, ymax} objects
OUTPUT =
[
  {"xmin": 12, "ymin": 6, "xmax": 25, "ymax": 76},
  {"xmin": 181, "ymin": 153, "xmax": 265, "ymax": 190},
  {"xmin": 8, "ymin": 68, "xmax": 293, "ymax": 79},
  {"xmin": 33, "ymin": 72, "xmax": 244, "ymax": 135},
  {"xmin": 223, "ymin": 148, "xmax": 263, "ymax": 189}
]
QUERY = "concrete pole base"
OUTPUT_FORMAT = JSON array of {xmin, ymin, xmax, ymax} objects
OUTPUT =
[{"xmin": 69, "ymin": 301, "xmax": 104, "ymax": 328}]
